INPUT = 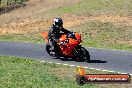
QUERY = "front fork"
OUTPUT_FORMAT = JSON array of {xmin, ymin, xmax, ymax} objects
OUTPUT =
[{"xmin": 73, "ymin": 45, "xmax": 82, "ymax": 59}]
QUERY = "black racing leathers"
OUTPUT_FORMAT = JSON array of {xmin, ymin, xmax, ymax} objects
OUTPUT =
[{"xmin": 48, "ymin": 25, "xmax": 70, "ymax": 58}]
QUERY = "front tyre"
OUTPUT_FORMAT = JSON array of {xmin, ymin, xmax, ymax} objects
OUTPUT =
[
  {"xmin": 80, "ymin": 47, "xmax": 90, "ymax": 62},
  {"xmin": 73, "ymin": 46, "xmax": 90, "ymax": 62}
]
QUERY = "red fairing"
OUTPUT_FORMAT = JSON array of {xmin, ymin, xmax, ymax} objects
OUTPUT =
[{"xmin": 41, "ymin": 32, "xmax": 82, "ymax": 57}]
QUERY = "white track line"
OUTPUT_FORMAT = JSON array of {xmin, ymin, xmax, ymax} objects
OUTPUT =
[
  {"xmin": 49, "ymin": 62, "xmax": 52, "ymax": 64},
  {"xmin": 84, "ymin": 67, "xmax": 88, "ymax": 69},
  {"xmin": 63, "ymin": 64, "xmax": 68, "ymax": 66},
  {"xmin": 69, "ymin": 65, "xmax": 76, "ymax": 67},
  {"xmin": 76, "ymin": 66, "xmax": 81, "ymax": 67},
  {"xmin": 121, "ymin": 73, "xmax": 128, "ymax": 74},
  {"xmin": 95, "ymin": 69, "xmax": 102, "ymax": 71},
  {"xmin": 117, "ymin": 72, "xmax": 121, "ymax": 74},
  {"xmin": 108, "ymin": 71, "xmax": 115, "ymax": 73},
  {"xmin": 56, "ymin": 63, "xmax": 61, "ymax": 65},
  {"xmin": 40, "ymin": 60, "xmax": 132, "ymax": 75},
  {"xmin": 89, "ymin": 68, "xmax": 96, "ymax": 70},
  {"xmin": 41, "ymin": 61, "xmax": 45, "ymax": 62},
  {"xmin": 102, "ymin": 70, "xmax": 109, "ymax": 72}
]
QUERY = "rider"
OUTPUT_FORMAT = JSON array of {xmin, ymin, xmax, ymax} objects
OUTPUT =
[{"xmin": 48, "ymin": 17, "xmax": 71, "ymax": 58}]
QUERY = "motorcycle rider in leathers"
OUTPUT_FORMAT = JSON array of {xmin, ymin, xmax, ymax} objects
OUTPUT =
[{"xmin": 48, "ymin": 18, "xmax": 71, "ymax": 59}]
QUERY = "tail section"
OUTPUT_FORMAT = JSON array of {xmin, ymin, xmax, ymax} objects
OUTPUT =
[{"xmin": 41, "ymin": 32, "xmax": 48, "ymax": 42}]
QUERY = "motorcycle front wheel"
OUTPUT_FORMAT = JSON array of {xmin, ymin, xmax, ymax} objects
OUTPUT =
[
  {"xmin": 73, "ymin": 46, "xmax": 90, "ymax": 62},
  {"xmin": 81, "ymin": 47, "xmax": 90, "ymax": 62}
]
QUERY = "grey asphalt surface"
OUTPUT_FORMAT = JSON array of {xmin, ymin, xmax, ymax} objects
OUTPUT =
[{"xmin": 0, "ymin": 41, "xmax": 132, "ymax": 74}]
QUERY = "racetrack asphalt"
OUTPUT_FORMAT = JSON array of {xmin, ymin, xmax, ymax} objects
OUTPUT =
[{"xmin": 0, "ymin": 41, "xmax": 132, "ymax": 74}]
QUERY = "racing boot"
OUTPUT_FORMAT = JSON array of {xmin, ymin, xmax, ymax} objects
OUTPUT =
[{"xmin": 53, "ymin": 47, "xmax": 60, "ymax": 59}]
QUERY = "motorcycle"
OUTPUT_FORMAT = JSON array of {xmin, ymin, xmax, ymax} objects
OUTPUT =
[{"xmin": 41, "ymin": 31, "xmax": 90, "ymax": 62}]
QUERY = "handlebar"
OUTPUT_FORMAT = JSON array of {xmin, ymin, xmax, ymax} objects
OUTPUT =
[
  {"xmin": 59, "ymin": 38, "xmax": 69, "ymax": 45},
  {"xmin": 66, "ymin": 32, "xmax": 77, "ymax": 40}
]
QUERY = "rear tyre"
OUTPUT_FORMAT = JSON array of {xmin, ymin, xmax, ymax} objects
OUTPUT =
[
  {"xmin": 46, "ymin": 44, "xmax": 60, "ymax": 59},
  {"xmin": 46, "ymin": 43, "xmax": 55, "ymax": 57}
]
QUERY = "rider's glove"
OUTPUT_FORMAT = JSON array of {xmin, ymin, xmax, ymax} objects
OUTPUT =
[
  {"xmin": 51, "ymin": 37, "xmax": 59, "ymax": 43},
  {"xmin": 55, "ymin": 39, "xmax": 59, "ymax": 43},
  {"xmin": 67, "ymin": 32, "xmax": 75, "ymax": 38}
]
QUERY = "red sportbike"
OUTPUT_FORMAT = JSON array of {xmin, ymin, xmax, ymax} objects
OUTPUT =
[{"xmin": 41, "ymin": 32, "xmax": 90, "ymax": 62}]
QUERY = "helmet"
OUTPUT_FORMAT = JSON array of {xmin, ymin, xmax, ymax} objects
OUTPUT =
[{"xmin": 53, "ymin": 18, "xmax": 63, "ymax": 27}]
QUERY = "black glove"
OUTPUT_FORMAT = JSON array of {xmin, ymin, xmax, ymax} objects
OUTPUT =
[
  {"xmin": 51, "ymin": 37, "xmax": 59, "ymax": 43},
  {"xmin": 54, "ymin": 39, "xmax": 59, "ymax": 43},
  {"xmin": 66, "ymin": 32, "xmax": 74, "ymax": 38}
]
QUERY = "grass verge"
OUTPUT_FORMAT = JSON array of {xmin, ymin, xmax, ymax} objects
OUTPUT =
[
  {"xmin": 47, "ymin": 0, "xmax": 132, "ymax": 16},
  {"xmin": 0, "ymin": 56, "xmax": 96, "ymax": 88},
  {"xmin": 73, "ymin": 21, "xmax": 132, "ymax": 51},
  {"xmin": 0, "ymin": 56, "xmax": 132, "ymax": 88}
]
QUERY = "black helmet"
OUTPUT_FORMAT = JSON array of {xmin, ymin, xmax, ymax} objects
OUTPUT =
[{"xmin": 53, "ymin": 18, "xmax": 63, "ymax": 27}]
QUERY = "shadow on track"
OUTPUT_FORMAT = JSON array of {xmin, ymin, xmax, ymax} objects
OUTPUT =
[
  {"xmin": 59, "ymin": 57, "xmax": 75, "ymax": 61},
  {"xmin": 88, "ymin": 60, "xmax": 107, "ymax": 63},
  {"xmin": 58, "ymin": 57, "xmax": 107, "ymax": 63}
]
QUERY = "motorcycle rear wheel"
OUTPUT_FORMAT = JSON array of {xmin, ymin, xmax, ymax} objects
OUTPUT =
[
  {"xmin": 46, "ymin": 43, "xmax": 61, "ymax": 59},
  {"xmin": 46, "ymin": 43, "xmax": 55, "ymax": 57}
]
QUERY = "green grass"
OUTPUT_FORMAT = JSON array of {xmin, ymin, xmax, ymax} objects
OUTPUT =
[
  {"xmin": 74, "ymin": 21, "xmax": 132, "ymax": 51},
  {"xmin": 1, "ymin": 56, "xmax": 131, "ymax": 88},
  {"xmin": 0, "ymin": 0, "xmax": 132, "ymax": 87},
  {"xmin": 47, "ymin": 0, "xmax": 132, "ymax": 16},
  {"xmin": 0, "ymin": 56, "xmax": 131, "ymax": 88},
  {"xmin": 0, "ymin": 33, "xmax": 44, "ymax": 43},
  {"xmin": 0, "ymin": 56, "xmax": 100, "ymax": 88}
]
